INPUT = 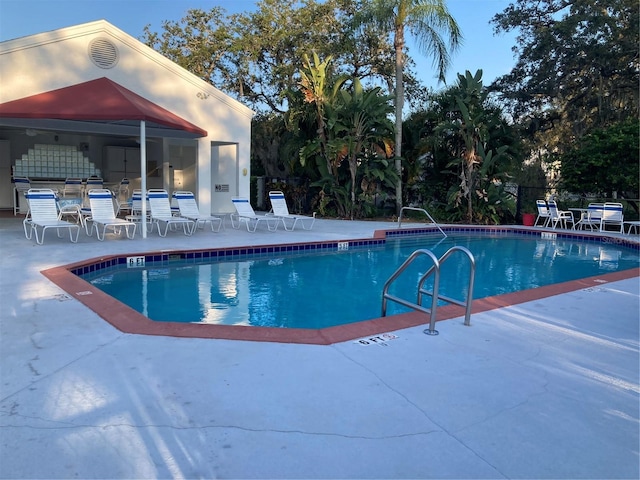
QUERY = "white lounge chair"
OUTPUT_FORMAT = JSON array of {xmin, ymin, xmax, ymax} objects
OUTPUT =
[
  {"xmin": 231, "ymin": 197, "xmax": 280, "ymax": 232},
  {"xmin": 173, "ymin": 191, "xmax": 223, "ymax": 233},
  {"xmin": 547, "ymin": 200, "xmax": 575, "ymax": 229},
  {"xmin": 147, "ymin": 189, "xmax": 194, "ymax": 237},
  {"xmin": 23, "ymin": 188, "xmax": 80, "ymax": 245},
  {"xmin": 86, "ymin": 189, "xmax": 136, "ymax": 240},
  {"xmin": 267, "ymin": 190, "xmax": 316, "ymax": 231},
  {"xmin": 600, "ymin": 202, "xmax": 624, "ymax": 233},
  {"xmin": 534, "ymin": 199, "xmax": 551, "ymax": 227}
]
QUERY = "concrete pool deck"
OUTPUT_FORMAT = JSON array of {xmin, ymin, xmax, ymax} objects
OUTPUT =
[{"xmin": 1, "ymin": 214, "xmax": 639, "ymax": 479}]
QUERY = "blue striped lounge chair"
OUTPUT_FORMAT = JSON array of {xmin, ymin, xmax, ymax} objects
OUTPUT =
[
  {"xmin": 267, "ymin": 190, "xmax": 316, "ymax": 231},
  {"xmin": 547, "ymin": 200, "xmax": 575, "ymax": 229},
  {"xmin": 231, "ymin": 197, "xmax": 279, "ymax": 232},
  {"xmin": 534, "ymin": 200, "xmax": 551, "ymax": 227},
  {"xmin": 147, "ymin": 189, "xmax": 194, "ymax": 237},
  {"xmin": 173, "ymin": 191, "xmax": 223, "ymax": 233},
  {"xmin": 86, "ymin": 189, "xmax": 136, "ymax": 240},
  {"xmin": 23, "ymin": 188, "xmax": 80, "ymax": 245}
]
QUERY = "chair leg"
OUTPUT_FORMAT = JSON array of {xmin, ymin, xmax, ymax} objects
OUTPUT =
[
  {"xmin": 126, "ymin": 224, "xmax": 136, "ymax": 239},
  {"xmin": 23, "ymin": 220, "xmax": 33, "ymax": 240},
  {"xmin": 34, "ymin": 226, "xmax": 43, "ymax": 245}
]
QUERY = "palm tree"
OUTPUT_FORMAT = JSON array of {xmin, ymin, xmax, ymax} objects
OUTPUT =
[{"xmin": 357, "ymin": 0, "xmax": 461, "ymax": 214}]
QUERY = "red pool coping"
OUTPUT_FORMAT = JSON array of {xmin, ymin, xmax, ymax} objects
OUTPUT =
[{"xmin": 41, "ymin": 229, "xmax": 640, "ymax": 345}]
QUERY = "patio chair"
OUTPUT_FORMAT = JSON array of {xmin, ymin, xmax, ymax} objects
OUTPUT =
[
  {"xmin": 118, "ymin": 177, "xmax": 130, "ymax": 199},
  {"xmin": 600, "ymin": 202, "xmax": 624, "ymax": 233},
  {"xmin": 115, "ymin": 178, "xmax": 132, "ymax": 215},
  {"xmin": 23, "ymin": 188, "xmax": 80, "ymax": 245},
  {"xmin": 124, "ymin": 189, "xmax": 153, "ymax": 230},
  {"xmin": 267, "ymin": 191, "xmax": 316, "ymax": 231},
  {"xmin": 57, "ymin": 196, "xmax": 85, "ymax": 227},
  {"xmin": 547, "ymin": 200, "xmax": 575, "ymax": 229},
  {"xmin": 84, "ymin": 176, "xmax": 103, "ymax": 197},
  {"xmin": 575, "ymin": 203, "xmax": 604, "ymax": 231},
  {"xmin": 62, "ymin": 177, "xmax": 83, "ymax": 197},
  {"xmin": 231, "ymin": 197, "xmax": 280, "ymax": 232},
  {"xmin": 172, "ymin": 191, "xmax": 223, "ymax": 233},
  {"xmin": 147, "ymin": 189, "xmax": 194, "ymax": 237},
  {"xmin": 85, "ymin": 189, "xmax": 136, "ymax": 240},
  {"xmin": 534, "ymin": 200, "xmax": 551, "ymax": 227},
  {"xmin": 13, "ymin": 176, "xmax": 31, "ymax": 215},
  {"xmin": 623, "ymin": 220, "xmax": 640, "ymax": 235}
]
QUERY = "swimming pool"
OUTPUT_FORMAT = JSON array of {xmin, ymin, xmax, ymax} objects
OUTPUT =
[{"xmin": 80, "ymin": 231, "xmax": 639, "ymax": 330}]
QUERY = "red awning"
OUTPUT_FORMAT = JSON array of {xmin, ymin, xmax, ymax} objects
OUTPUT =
[{"xmin": 0, "ymin": 77, "xmax": 207, "ymax": 137}]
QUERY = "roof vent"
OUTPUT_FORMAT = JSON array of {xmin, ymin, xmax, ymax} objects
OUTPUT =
[{"xmin": 88, "ymin": 38, "xmax": 119, "ymax": 69}]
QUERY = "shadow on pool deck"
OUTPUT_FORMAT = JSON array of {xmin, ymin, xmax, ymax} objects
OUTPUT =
[{"xmin": 1, "ymin": 214, "xmax": 638, "ymax": 479}]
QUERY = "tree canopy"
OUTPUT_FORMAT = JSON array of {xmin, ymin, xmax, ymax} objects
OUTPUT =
[
  {"xmin": 491, "ymin": 0, "xmax": 639, "ymax": 141},
  {"xmin": 142, "ymin": 0, "xmax": 429, "ymax": 114}
]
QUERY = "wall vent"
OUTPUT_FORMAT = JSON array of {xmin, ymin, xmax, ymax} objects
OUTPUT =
[{"xmin": 88, "ymin": 38, "xmax": 119, "ymax": 69}]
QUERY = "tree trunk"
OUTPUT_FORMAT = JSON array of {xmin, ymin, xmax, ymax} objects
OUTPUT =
[
  {"xmin": 467, "ymin": 160, "xmax": 473, "ymax": 223},
  {"xmin": 350, "ymin": 156, "xmax": 357, "ymax": 220},
  {"xmin": 394, "ymin": 23, "xmax": 404, "ymax": 216}
]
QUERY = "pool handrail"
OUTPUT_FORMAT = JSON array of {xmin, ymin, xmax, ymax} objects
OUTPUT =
[
  {"xmin": 398, "ymin": 206, "xmax": 447, "ymax": 238},
  {"xmin": 381, "ymin": 246, "xmax": 475, "ymax": 335}
]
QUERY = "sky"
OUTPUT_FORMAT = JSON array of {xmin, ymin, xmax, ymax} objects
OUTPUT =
[{"xmin": 0, "ymin": 0, "xmax": 518, "ymax": 91}]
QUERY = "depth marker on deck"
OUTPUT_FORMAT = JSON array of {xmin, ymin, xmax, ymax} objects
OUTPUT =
[{"xmin": 355, "ymin": 333, "xmax": 398, "ymax": 346}]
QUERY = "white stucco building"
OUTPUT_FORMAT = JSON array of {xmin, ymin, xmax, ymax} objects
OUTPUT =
[{"xmin": 0, "ymin": 20, "xmax": 254, "ymax": 216}]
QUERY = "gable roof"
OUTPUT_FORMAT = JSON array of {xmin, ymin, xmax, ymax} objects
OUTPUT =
[
  {"xmin": 0, "ymin": 77, "xmax": 207, "ymax": 138},
  {"xmin": 1, "ymin": 20, "xmax": 254, "ymax": 120}
]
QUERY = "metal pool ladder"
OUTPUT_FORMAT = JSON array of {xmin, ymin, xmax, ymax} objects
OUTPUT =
[{"xmin": 381, "ymin": 246, "xmax": 476, "ymax": 336}]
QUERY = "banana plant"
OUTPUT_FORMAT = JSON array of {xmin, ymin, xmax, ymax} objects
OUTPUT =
[
  {"xmin": 441, "ymin": 70, "xmax": 491, "ymax": 222},
  {"xmin": 298, "ymin": 55, "xmax": 396, "ymax": 218},
  {"xmin": 327, "ymin": 78, "xmax": 395, "ymax": 218}
]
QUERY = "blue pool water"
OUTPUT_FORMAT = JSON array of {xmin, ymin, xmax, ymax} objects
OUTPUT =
[{"xmin": 83, "ymin": 234, "xmax": 639, "ymax": 329}]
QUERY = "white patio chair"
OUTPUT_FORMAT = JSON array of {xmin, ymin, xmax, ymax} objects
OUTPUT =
[
  {"xmin": 13, "ymin": 176, "xmax": 31, "ymax": 215},
  {"xmin": 84, "ymin": 176, "xmax": 103, "ymax": 197},
  {"xmin": 85, "ymin": 189, "xmax": 136, "ymax": 240},
  {"xmin": 600, "ymin": 202, "xmax": 624, "ymax": 233},
  {"xmin": 124, "ymin": 189, "xmax": 150, "ymax": 223},
  {"xmin": 62, "ymin": 177, "xmax": 84, "ymax": 197},
  {"xmin": 23, "ymin": 188, "xmax": 80, "ymax": 245},
  {"xmin": 173, "ymin": 191, "xmax": 223, "ymax": 233},
  {"xmin": 534, "ymin": 199, "xmax": 551, "ymax": 227},
  {"xmin": 266, "ymin": 190, "xmax": 316, "ymax": 231},
  {"xmin": 57, "ymin": 196, "xmax": 85, "ymax": 227},
  {"xmin": 115, "ymin": 178, "xmax": 132, "ymax": 215},
  {"xmin": 147, "ymin": 189, "xmax": 194, "ymax": 237},
  {"xmin": 547, "ymin": 200, "xmax": 575, "ymax": 229},
  {"xmin": 231, "ymin": 197, "xmax": 280, "ymax": 232}
]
